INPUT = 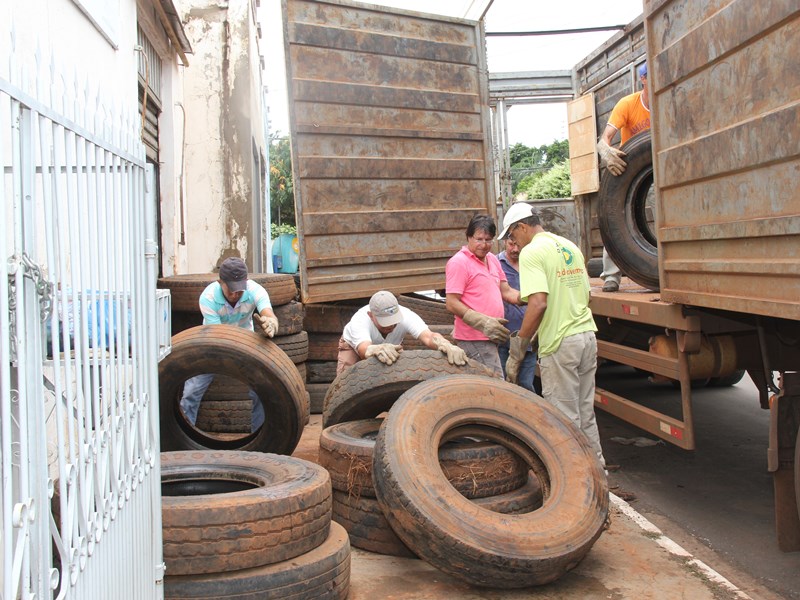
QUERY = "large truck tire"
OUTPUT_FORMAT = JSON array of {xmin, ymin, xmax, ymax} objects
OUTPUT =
[
  {"xmin": 322, "ymin": 350, "xmax": 496, "ymax": 428},
  {"xmin": 372, "ymin": 375, "xmax": 608, "ymax": 588},
  {"xmin": 319, "ymin": 419, "xmax": 528, "ymax": 499},
  {"xmin": 273, "ymin": 300, "xmax": 304, "ymax": 335},
  {"xmin": 163, "ymin": 521, "xmax": 350, "ymax": 600},
  {"xmin": 159, "ymin": 326, "xmax": 307, "ymax": 455},
  {"xmin": 161, "ymin": 451, "xmax": 332, "ymax": 576},
  {"xmin": 401, "ymin": 324, "xmax": 454, "ymax": 351},
  {"xmin": 397, "ymin": 294, "xmax": 453, "ymax": 326},
  {"xmin": 598, "ymin": 130, "xmax": 659, "ymax": 291},
  {"xmin": 273, "ymin": 331, "xmax": 309, "ymax": 364},
  {"xmin": 158, "ymin": 273, "xmax": 297, "ymax": 312}
]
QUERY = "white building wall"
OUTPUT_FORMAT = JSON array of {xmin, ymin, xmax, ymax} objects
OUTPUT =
[{"xmin": 179, "ymin": 0, "xmax": 268, "ymax": 274}]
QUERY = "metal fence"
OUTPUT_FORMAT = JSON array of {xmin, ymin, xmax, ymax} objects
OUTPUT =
[{"xmin": 1, "ymin": 44, "xmax": 165, "ymax": 599}]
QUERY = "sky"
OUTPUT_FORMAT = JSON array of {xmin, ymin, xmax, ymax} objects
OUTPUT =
[{"xmin": 260, "ymin": 0, "xmax": 644, "ymax": 147}]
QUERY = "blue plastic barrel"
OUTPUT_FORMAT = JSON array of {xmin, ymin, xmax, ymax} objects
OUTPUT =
[{"xmin": 271, "ymin": 234, "xmax": 299, "ymax": 274}]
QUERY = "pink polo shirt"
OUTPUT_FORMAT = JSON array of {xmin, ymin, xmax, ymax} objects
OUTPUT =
[{"xmin": 446, "ymin": 246, "xmax": 507, "ymax": 341}]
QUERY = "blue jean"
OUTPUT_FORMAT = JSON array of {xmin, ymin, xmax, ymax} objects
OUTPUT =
[
  {"xmin": 498, "ymin": 345, "xmax": 537, "ymax": 393},
  {"xmin": 180, "ymin": 374, "xmax": 265, "ymax": 433}
]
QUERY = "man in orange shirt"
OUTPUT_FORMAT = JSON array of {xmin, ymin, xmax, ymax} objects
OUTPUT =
[{"xmin": 596, "ymin": 62, "xmax": 650, "ymax": 292}]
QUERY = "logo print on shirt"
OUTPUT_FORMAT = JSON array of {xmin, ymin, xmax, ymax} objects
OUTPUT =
[{"xmin": 560, "ymin": 245, "xmax": 574, "ymax": 266}]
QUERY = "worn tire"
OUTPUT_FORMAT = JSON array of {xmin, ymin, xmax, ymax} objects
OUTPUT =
[
  {"xmin": 306, "ymin": 361, "xmax": 338, "ymax": 384},
  {"xmin": 322, "ymin": 350, "xmax": 496, "ymax": 428},
  {"xmin": 306, "ymin": 383, "xmax": 330, "ymax": 414},
  {"xmin": 273, "ymin": 301, "xmax": 304, "ymax": 335},
  {"xmin": 163, "ymin": 521, "xmax": 350, "ymax": 600},
  {"xmin": 333, "ymin": 477, "xmax": 543, "ymax": 559},
  {"xmin": 319, "ymin": 419, "xmax": 528, "ymax": 499},
  {"xmin": 158, "ymin": 273, "xmax": 297, "ymax": 312},
  {"xmin": 274, "ymin": 331, "xmax": 309, "ymax": 364},
  {"xmin": 307, "ymin": 332, "xmax": 341, "ymax": 362},
  {"xmin": 159, "ymin": 326, "xmax": 307, "ymax": 454},
  {"xmin": 372, "ymin": 375, "xmax": 608, "ymax": 588},
  {"xmin": 398, "ymin": 294, "xmax": 453, "ymax": 326},
  {"xmin": 303, "ymin": 302, "xmax": 363, "ymax": 334},
  {"xmin": 598, "ymin": 130, "xmax": 659, "ymax": 291},
  {"xmin": 161, "ymin": 451, "xmax": 332, "ymax": 576},
  {"xmin": 195, "ymin": 400, "xmax": 252, "ymax": 433}
]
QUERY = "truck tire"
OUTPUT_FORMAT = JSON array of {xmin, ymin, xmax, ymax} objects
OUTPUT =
[
  {"xmin": 273, "ymin": 331, "xmax": 309, "ymax": 364},
  {"xmin": 401, "ymin": 324, "xmax": 454, "ymax": 351},
  {"xmin": 598, "ymin": 130, "xmax": 659, "ymax": 291},
  {"xmin": 333, "ymin": 477, "xmax": 543, "ymax": 559},
  {"xmin": 586, "ymin": 257, "xmax": 604, "ymax": 278},
  {"xmin": 273, "ymin": 300, "xmax": 304, "ymax": 335},
  {"xmin": 306, "ymin": 383, "xmax": 330, "ymax": 414},
  {"xmin": 303, "ymin": 302, "xmax": 362, "ymax": 334},
  {"xmin": 708, "ymin": 369, "xmax": 747, "ymax": 387},
  {"xmin": 159, "ymin": 325, "xmax": 307, "ymax": 455},
  {"xmin": 322, "ymin": 350, "xmax": 496, "ymax": 428},
  {"xmin": 163, "ymin": 521, "xmax": 350, "ymax": 600},
  {"xmin": 158, "ymin": 273, "xmax": 297, "ymax": 312},
  {"xmin": 372, "ymin": 375, "xmax": 608, "ymax": 588},
  {"xmin": 307, "ymin": 332, "xmax": 341, "ymax": 362},
  {"xmin": 161, "ymin": 451, "xmax": 332, "ymax": 576},
  {"xmin": 306, "ymin": 361, "xmax": 338, "ymax": 384},
  {"xmin": 319, "ymin": 419, "xmax": 528, "ymax": 499},
  {"xmin": 398, "ymin": 294, "xmax": 453, "ymax": 326}
]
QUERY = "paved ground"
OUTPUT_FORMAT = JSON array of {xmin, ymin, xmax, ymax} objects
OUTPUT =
[{"xmin": 293, "ymin": 414, "xmax": 762, "ymax": 599}]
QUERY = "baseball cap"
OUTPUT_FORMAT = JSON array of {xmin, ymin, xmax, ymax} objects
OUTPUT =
[
  {"xmin": 369, "ymin": 291, "xmax": 402, "ymax": 327},
  {"xmin": 498, "ymin": 203, "xmax": 537, "ymax": 240},
  {"xmin": 638, "ymin": 62, "xmax": 647, "ymax": 78},
  {"xmin": 219, "ymin": 257, "xmax": 248, "ymax": 293}
]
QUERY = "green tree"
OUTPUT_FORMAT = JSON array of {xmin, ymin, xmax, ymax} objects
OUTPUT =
[
  {"xmin": 269, "ymin": 133, "xmax": 295, "ymax": 228},
  {"xmin": 521, "ymin": 159, "xmax": 572, "ymax": 199},
  {"xmin": 509, "ymin": 139, "xmax": 571, "ymax": 197}
]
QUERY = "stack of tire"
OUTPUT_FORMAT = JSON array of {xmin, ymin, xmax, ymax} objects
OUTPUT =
[
  {"xmin": 303, "ymin": 294, "xmax": 454, "ymax": 413},
  {"xmin": 322, "ymin": 373, "xmax": 610, "ymax": 588},
  {"xmin": 158, "ymin": 273, "xmax": 310, "ymax": 435},
  {"xmin": 161, "ymin": 450, "xmax": 350, "ymax": 599}
]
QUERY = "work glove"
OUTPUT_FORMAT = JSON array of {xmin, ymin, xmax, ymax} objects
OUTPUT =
[
  {"xmin": 254, "ymin": 313, "xmax": 279, "ymax": 338},
  {"xmin": 461, "ymin": 309, "xmax": 510, "ymax": 344},
  {"xmin": 434, "ymin": 336, "xmax": 467, "ymax": 366},
  {"xmin": 365, "ymin": 343, "xmax": 403, "ymax": 365},
  {"xmin": 597, "ymin": 140, "xmax": 627, "ymax": 176},
  {"xmin": 505, "ymin": 331, "xmax": 533, "ymax": 385}
]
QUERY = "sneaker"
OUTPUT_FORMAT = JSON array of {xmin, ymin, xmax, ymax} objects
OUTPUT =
[{"xmin": 602, "ymin": 280, "xmax": 619, "ymax": 292}]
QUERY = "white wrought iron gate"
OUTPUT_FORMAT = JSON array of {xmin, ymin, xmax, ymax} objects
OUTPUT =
[{"xmin": 1, "ymin": 51, "xmax": 166, "ymax": 599}]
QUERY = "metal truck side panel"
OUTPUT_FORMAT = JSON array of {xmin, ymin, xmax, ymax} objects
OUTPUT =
[
  {"xmin": 283, "ymin": 0, "xmax": 495, "ymax": 303},
  {"xmin": 645, "ymin": 0, "xmax": 800, "ymax": 320}
]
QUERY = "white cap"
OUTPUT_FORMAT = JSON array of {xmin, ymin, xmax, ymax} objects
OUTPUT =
[
  {"xmin": 498, "ymin": 203, "xmax": 537, "ymax": 240},
  {"xmin": 369, "ymin": 291, "xmax": 402, "ymax": 327}
]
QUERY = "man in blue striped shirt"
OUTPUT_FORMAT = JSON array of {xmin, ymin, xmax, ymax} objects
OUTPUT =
[{"xmin": 180, "ymin": 257, "xmax": 279, "ymax": 432}]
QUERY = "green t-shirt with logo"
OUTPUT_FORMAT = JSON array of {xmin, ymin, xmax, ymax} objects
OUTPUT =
[{"xmin": 518, "ymin": 231, "xmax": 596, "ymax": 356}]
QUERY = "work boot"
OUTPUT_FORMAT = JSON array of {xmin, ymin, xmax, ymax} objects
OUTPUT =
[{"xmin": 602, "ymin": 279, "xmax": 619, "ymax": 292}]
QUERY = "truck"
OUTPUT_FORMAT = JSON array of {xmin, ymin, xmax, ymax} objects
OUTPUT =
[{"xmin": 281, "ymin": 0, "xmax": 800, "ymax": 550}]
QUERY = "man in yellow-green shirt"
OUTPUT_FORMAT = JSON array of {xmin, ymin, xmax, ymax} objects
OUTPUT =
[{"xmin": 498, "ymin": 202, "xmax": 605, "ymax": 467}]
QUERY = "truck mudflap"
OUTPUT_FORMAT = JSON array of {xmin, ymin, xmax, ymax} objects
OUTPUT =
[{"xmin": 768, "ymin": 372, "xmax": 800, "ymax": 551}]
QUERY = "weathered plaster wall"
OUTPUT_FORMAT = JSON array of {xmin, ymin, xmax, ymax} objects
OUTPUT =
[{"xmin": 181, "ymin": 0, "xmax": 266, "ymax": 273}]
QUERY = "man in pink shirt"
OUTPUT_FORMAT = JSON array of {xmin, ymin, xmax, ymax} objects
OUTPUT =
[{"xmin": 445, "ymin": 214, "xmax": 521, "ymax": 376}]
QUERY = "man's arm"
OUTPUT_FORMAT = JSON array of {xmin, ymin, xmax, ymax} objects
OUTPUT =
[{"xmin": 499, "ymin": 281, "xmax": 522, "ymax": 305}]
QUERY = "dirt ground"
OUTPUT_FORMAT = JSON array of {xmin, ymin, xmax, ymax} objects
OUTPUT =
[{"xmin": 293, "ymin": 415, "xmax": 752, "ymax": 600}]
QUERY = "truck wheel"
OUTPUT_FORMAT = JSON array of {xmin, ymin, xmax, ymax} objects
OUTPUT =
[
  {"xmin": 322, "ymin": 350, "xmax": 496, "ymax": 427},
  {"xmin": 708, "ymin": 369, "xmax": 746, "ymax": 387},
  {"xmin": 161, "ymin": 451, "xmax": 332, "ymax": 575},
  {"xmin": 163, "ymin": 521, "xmax": 350, "ymax": 600},
  {"xmin": 319, "ymin": 419, "xmax": 528, "ymax": 499},
  {"xmin": 158, "ymin": 273, "xmax": 297, "ymax": 312},
  {"xmin": 159, "ymin": 325, "xmax": 307, "ymax": 454},
  {"xmin": 372, "ymin": 374, "xmax": 608, "ymax": 588},
  {"xmin": 598, "ymin": 131, "xmax": 659, "ymax": 291},
  {"xmin": 586, "ymin": 257, "xmax": 604, "ymax": 278}
]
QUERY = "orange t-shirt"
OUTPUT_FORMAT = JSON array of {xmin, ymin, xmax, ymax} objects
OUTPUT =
[{"xmin": 608, "ymin": 91, "xmax": 650, "ymax": 145}]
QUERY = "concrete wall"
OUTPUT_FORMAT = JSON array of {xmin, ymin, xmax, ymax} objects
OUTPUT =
[{"xmin": 179, "ymin": 0, "xmax": 268, "ymax": 274}]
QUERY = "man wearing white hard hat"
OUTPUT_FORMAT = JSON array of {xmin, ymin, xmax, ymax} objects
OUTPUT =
[
  {"xmin": 336, "ymin": 290, "xmax": 467, "ymax": 375},
  {"xmin": 499, "ymin": 203, "xmax": 606, "ymax": 467}
]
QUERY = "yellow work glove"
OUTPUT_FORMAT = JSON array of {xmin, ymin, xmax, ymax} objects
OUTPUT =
[
  {"xmin": 505, "ymin": 332, "xmax": 533, "ymax": 385},
  {"xmin": 597, "ymin": 140, "xmax": 627, "ymax": 176},
  {"xmin": 254, "ymin": 313, "xmax": 279, "ymax": 338},
  {"xmin": 462, "ymin": 309, "xmax": 510, "ymax": 344},
  {"xmin": 365, "ymin": 343, "xmax": 403, "ymax": 365},
  {"xmin": 434, "ymin": 336, "xmax": 467, "ymax": 366}
]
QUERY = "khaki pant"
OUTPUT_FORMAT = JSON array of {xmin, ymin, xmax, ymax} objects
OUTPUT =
[
  {"xmin": 539, "ymin": 331, "xmax": 605, "ymax": 466},
  {"xmin": 336, "ymin": 337, "xmax": 360, "ymax": 376},
  {"xmin": 456, "ymin": 339, "xmax": 503, "ymax": 378}
]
